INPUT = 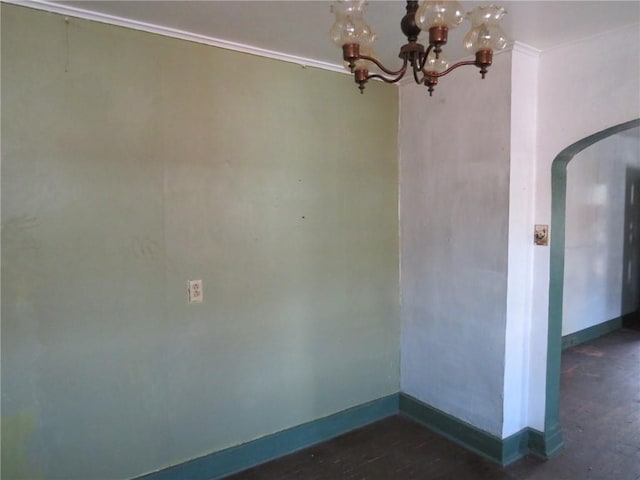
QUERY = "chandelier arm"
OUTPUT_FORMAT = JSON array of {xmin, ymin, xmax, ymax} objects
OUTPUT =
[
  {"xmin": 359, "ymin": 54, "xmax": 409, "ymax": 76},
  {"xmin": 425, "ymin": 60, "xmax": 478, "ymax": 78},
  {"xmin": 418, "ymin": 43, "xmax": 435, "ymax": 72},
  {"xmin": 365, "ymin": 71, "xmax": 408, "ymax": 84},
  {"xmin": 412, "ymin": 61, "xmax": 425, "ymax": 84}
]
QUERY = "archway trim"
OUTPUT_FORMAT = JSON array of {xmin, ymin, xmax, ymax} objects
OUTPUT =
[{"xmin": 544, "ymin": 118, "xmax": 640, "ymax": 457}]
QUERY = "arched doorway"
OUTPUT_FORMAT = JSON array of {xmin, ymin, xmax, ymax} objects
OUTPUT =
[{"xmin": 544, "ymin": 117, "xmax": 640, "ymax": 456}]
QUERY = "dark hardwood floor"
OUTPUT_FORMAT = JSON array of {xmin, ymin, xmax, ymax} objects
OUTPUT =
[{"xmin": 226, "ymin": 328, "xmax": 640, "ymax": 480}]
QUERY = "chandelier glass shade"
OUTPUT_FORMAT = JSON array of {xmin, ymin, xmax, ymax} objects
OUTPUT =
[{"xmin": 330, "ymin": 1, "xmax": 508, "ymax": 95}]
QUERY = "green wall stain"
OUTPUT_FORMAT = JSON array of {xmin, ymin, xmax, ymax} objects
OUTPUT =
[{"xmin": 1, "ymin": 410, "xmax": 42, "ymax": 480}]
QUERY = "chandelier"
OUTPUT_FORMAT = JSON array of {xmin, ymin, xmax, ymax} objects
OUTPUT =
[{"xmin": 330, "ymin": 1, "xmax": 508, "ymax": 95}]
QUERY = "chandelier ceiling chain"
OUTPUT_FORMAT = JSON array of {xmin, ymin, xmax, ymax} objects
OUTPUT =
[{"xmin": 330, "ymin": 0, "xmax": 508, "ymax": 95}]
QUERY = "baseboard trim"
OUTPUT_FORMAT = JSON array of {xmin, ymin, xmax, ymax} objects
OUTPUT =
[
  {"xmin": 561, "ymin": 314, "xmax": 630, "ymax": 349},
  {"xmin": 398, "ymin": 393, "xmax": 558, "ymax": 466},
  {"xmin": 400, "ymin": 393, "xmax": 510, "ymax": 465},
  {"xmin": 134, "ymin": 392, "xmax": 562, "ymax": 479},
  {"xmin": 502, "ymin": 427, "xmax": 531, "ymax": 465},
  {"xmin": 133, "ymin": 394, "xmax": 398, "ymax": 480},
  {"xmin": 528, "ymin": 422, "xmax": 564, "ymax": 459}
]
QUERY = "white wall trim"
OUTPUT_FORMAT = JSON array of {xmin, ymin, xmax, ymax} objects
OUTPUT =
[
  {"xmin": 5, "ymin": 1, "xmax": 543, "ymax": 81},
  {"xmin": 512, "ymin": 41, "xmax": 541, "ymax": 59},
  {"xmin": 4, "ymin": 0, "xmax": 348, "ymax": 75}
]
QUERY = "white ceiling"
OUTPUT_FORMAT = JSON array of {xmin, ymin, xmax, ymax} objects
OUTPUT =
[{"xmin": 44, "ymin": 1, "xmax": 640, "ymax": 69}]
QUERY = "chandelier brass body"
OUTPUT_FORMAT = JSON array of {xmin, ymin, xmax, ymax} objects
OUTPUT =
[{"xmin": 341, "ymin": 0, "xmax": 496, "ymax": 95}]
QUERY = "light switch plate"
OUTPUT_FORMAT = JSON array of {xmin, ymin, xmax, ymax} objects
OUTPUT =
[
  {"xmin": 534, "ymin": 224, "xmax": 549, "ymax": 246},
  {"xmin": 188, "ymin": 279, "xmax": 203, "ymax": 303}
]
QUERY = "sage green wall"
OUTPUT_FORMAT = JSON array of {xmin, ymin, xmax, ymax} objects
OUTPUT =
[{"xmin": 1, "ymin": 5, "xmax": 399, "ymax": 479}]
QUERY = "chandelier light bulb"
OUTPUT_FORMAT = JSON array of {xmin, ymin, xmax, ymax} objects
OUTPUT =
[
  {"xmin": 463, "ymin": 4, "xmax": 508, "ymax": 52},
  {"xmin": 423, "ymin": 50, "xmax": 449, "ymax": 74},
  {"xmin": 415, "ymin": 1, "xmax": 465, "ymax": 30},
  {"xmin": 330, "ymin": 0, "xmax": 374, "ymax": 47}
]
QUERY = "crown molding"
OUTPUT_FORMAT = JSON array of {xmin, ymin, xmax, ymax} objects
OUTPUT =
[
  {"xmin": 3, "ymin": 0, "xmax": 348, "ymax": 75},
  {"xmin": 4, "ymin": 1, "xmax": 541, "ymax": 82},
  {"xmin": 511, "ymin": 41, "xmax": 541, "ymax": 58}
]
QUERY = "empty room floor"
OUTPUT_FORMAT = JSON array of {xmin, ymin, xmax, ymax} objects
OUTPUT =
[{"xmin": 226, "ymin": 327, "xmax": 640, "ymax": 480}]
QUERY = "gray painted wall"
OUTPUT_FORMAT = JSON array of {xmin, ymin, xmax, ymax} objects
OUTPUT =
[
  {"xmin": 563, "ymin": 127, "xmax": 640, "ymax": 335},
  {"xmin": 1, "ymin": 5, "xmax": 400, "ymax": 478},
  {"xmin": 399, "ymin": 52, "xmax": 512, "ymax": 436}
]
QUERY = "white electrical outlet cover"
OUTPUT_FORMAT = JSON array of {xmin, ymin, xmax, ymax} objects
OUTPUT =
[{"xmin": 188, "ymin": 279, "xmax": 203, "ymax": 303}]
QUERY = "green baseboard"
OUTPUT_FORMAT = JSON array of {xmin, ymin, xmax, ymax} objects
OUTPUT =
[
  {"xmin": 399, "ymin": 393, "xmax": 543, "ymax": 466},
  {"xmin": 561, "ymin": 314, "xmax": 632, "ymax": 349},
  {"xmin": 133, "ymin": 394, "xmax": 398, "ymax": 480},
  {"xmin": 135, "ymin": 392, "xmax": 563, "ymax": 479},
  {"xmin": 502, "ymin": 428, "xmax": 532, "ymax": 465},
  {"xmin": 399, "ymin": 393, "xmax": 504, "ymax": 463},
  {"xmin": 528, "ymin": 423, "xmax": 564, "ymax": 459}
]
